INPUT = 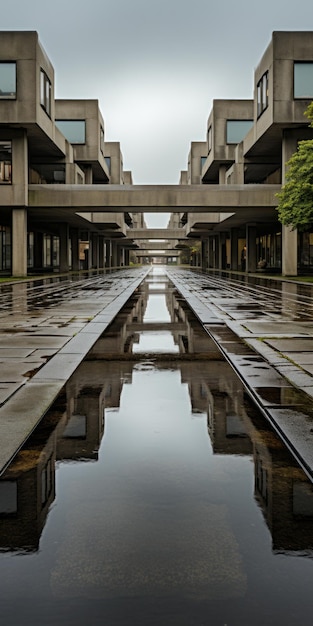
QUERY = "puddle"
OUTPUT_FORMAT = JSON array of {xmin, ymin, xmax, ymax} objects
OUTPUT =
[{"xmin": 1, "ymin": 268, "xmax": 313, "ymax": 625}]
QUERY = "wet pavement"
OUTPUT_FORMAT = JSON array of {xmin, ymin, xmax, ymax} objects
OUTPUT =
[
  {"xmin": 2, "ymin": 269, "xmax": 313, "ymax": 625},
  {"xmin": 1, "ymin": 266, "xmax": 313, "ymax": 484},
  {"xmin": 0, "ymin": 268, "xmax": 149, "ymax": 474},
  {"xmin": 166, "ymin": 268, "xmax": 313, "ymax": 480}
]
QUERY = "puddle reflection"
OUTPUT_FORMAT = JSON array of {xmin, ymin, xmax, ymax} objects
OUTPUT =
[{"xmin": 0, "ymin": 268, "xmax": 313, "ymax": 624}]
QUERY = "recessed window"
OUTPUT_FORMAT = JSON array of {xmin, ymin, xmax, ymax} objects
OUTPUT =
[
  {"xmin": 207, "ymin": 125, "xmax": 212, "ymax": 153},
  {"xmin": 40, "ymin": 69, "xmax": 52, "ymax": 116},
  {"xmin": 0, "ymin": 141, "xmax": 12, "ymax": 184},
  {"xmin": 257, "ymin": 71, "xmax": 269, "ymax": 117},
  {"xmin": 0, "ymin": 62, "xmax": 16, "ymax": 99},
  {"xmin": 56, "ymin": 120, "xmax": 86, "ymax": 144},
  {"xmin": 294, "ymin": 62, "xmax": 313, "ymax": 98},
  {"xmin": 100, "ymin": 125, "xmax": 105, "ymax": 155},
  {"xmin": 226, "ymin": 120, "xmax": 253, "ymax": 144}
]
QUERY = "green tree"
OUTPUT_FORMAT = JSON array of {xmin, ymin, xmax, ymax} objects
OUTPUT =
[{"xmin": 276, "ymin": 102, "xmax": 313, "ymax": 231}]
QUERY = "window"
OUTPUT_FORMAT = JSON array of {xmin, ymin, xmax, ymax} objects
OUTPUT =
[
  {"xmin": 0, "ymin": 62, "xmax": 16, "ymax": 99},
  {"xmin": 0, "ymin": 141, "xmax": 12, "ymax": 184},
  {"xmin": 207, "ymin": 125, "xmax": 212, "ymax": 152},
  {"xmin": 55, "ymin": 120, "xmax": 86, "ymax": 144},
  {"xmin": 40, "ymin": 70, "xmax": 51, "ymax": 116},
  {"xmin": 294, "ymin": 62, "xmax": 313, "ymax": 98},
  {"xmin": 105, "ymin": 156, "xmax": 111, "ymax": 172},
  {"xmin": 100, "ymin": 125, "xmax": 105, "ymax": 155},
  {"xmin": 226, "ymin": 120, "xmax": 253, "ymax": 144},
  {"xmin": 257, "ymin": 71, "xmax": 269, "ymax": 117}
]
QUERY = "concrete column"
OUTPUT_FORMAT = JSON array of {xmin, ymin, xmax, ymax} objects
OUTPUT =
[
  {"xmin": 84, "ymin": 166, "xmax": 93, "ymax": 184},
  {"xmin": 201, "ymin": 240, "xmax": 208, "ymax": 270},
  {"xmin": 99, "ymin": 237, "xmax": 104, "ymax": 269},
  {"xmin": 218, "ymin": 233, "xmax": 227, "ymax": 269},
  {"xmin": 12, "ymin": 208, "xmax": 27, "ymax": 277},
  {"xmin": 219, "ymin": 165, "xmax": 227, "ymax": 184},
  {"xmin": 12, "ymin": 131, "xmax": 28, "ymax": 206},
  {"xmin": 34, "ymin": 232, "xmax": 43, "ymax": 269},
  {"xmin": 59, "ymin": 224, "xmax": 70, "ymax": 273},
  {"xmin": 230, "ymin": 229, "xmax": 239, "ymax": 270},
  {"xmin": 124, "ymin": 248, "xmax": 130, "ymax": 266},
  {"xmin": 105, "ymin": 240, "xmax": 112, "ymax": 268},
  {"xmin": 71, "ymin": 229, "xmax": 80, "ymax": 271},
  {"xmin": 246, "ymin": 224, "xmax": 257, "ymax": 273},
  {"xmin": 281, "ymin": 129, "xmax": 299, "ymax": 276},
  {"xmin": 208, "ymin": 237, "xmax": 215, "ymax": 268},
  {"xmin": 11, "ymin": 130, "xmax": 28, "ymax": 277},
  {"xmin": 91, "ymin": 234, "xmax": 99, "ymax": 268},
  {"xmin": 111, "ymin": 241, "xmax": 118, "ymax": 268}
]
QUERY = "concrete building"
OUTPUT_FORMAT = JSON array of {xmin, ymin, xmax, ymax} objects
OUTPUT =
[
  {"xmin": 182, "ymin": 31, "xmax": 313, "ymax": 275},
  {"xmin": 1, "ymin": 30, "xmax": 313, "ymax": 276},
  {"xmin": 0, "ymin": 31, "xmax": 139, "ymax": 276}
]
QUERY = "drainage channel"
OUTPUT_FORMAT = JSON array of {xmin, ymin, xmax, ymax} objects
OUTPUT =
[{"xmin": 0, "ymin": 267, "xmax": 313, "ymax": 626}]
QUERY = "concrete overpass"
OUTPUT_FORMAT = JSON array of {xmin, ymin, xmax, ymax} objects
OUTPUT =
[
  {"xmin": 28, "ymin": 184, "xmax": 280, "ymax": 216},
  {"xmin": 129, "ymin": 229, "xmax": 184, "ymax": 239}
]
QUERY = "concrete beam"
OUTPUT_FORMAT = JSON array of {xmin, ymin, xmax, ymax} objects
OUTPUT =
[
  {"xmin": 28, "ymin": 184, "xmax": 280, "ymax": 213},
  {"xmin": 129, "ymin": 229, "xmax": 184, "ymax": 239}
]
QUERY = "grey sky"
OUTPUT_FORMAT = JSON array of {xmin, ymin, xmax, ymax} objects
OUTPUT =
[{"xmin": 2, "ymin": 0, "xmax": 313, "ymax": 226}]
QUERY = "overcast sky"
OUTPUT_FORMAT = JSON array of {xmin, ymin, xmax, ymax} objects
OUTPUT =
[{"xmin": 2, "ymin": 0, "xmax": 313, "ymax": 226}]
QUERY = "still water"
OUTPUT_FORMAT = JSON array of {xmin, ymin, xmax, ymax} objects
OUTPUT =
[{"xmin": 1, "ymin": 268, "xmax": 313, "ymax": 625}]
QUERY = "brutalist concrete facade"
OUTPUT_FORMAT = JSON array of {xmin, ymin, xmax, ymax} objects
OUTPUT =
[
  {"xmin": 182, "ymin": 31, "xmax": 313, "ymax": 275},
  {"xmin": 1, "ymin": 30, "xmax": 313, "ymax": 276}
]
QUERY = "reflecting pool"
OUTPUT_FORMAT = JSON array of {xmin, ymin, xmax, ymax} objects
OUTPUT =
[{"xmin": 0, "ymin": 268, "xmax": 313, "ymax": 625}]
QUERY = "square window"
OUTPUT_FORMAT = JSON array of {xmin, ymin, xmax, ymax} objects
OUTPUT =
[
  {"xmin": 294, "ymin": 62, "xmax": 313, "ymax": 98},
  {"xmin": 56, "ymin": 120, "xmax": 86, "ymax": 144},
  {"xmin": 226, "ymin": 120, "xmax": 253, "ymax": 144},
  {"xmin": 0, "ymin": 63, "xmax": 16, "ymax": 99}
]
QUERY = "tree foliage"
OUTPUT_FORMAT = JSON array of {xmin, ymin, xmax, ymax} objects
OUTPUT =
[{"xmin": 276, "ymin": 102, "xmax": 313, "ymax": 231}]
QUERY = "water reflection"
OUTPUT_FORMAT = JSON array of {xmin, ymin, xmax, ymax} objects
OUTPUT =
[{"xmin": 1, "ymin": 269, "xmax": 313, "ymax": 623}]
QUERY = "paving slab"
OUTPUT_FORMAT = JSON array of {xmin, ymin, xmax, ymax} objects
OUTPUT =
[
  {"xmin": 0, "ymin": 381, "xmax": 65, "ymax": 474},
  {"xmin": 0, "ymin": 267, "xmax": 150, "ymax": 475},
  {"xmin": 243, "ymin": 321, "xmax": 313, "ymax": 335}
]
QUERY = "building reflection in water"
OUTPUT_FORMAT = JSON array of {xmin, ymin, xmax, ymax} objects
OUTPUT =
[{"xmin": 0, "ymin": 270, "xmax": 312, "ymax": 560}]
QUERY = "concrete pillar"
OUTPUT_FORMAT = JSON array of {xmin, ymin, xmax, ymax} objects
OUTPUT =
[
  {"xmin": 124, "ymin": 248, "xmax": 130, "ymax": 266},
  {"xmin": 99, "ymin": 237, "xmax": 104, "ymax": 269},
  {"xmin": 246, "ymin": 224, "xmax": 257, "ymax": 273},
  {"xmin": 11, "ymin": 130, "xmax": 28, "ymax": 277},
  {"xmin": 105, "ymin": 240, "xmax": 112, "ymax": 268},
  {"xmin": 12, "ymin": 131, "xmax": 28, "ymax": 206},
  {"xmin": 219, "ymin": 165, "xmax": 227, "ymax": 184},
  {"xmin": 84, "ymin": 166, "xmax": 93, "ymax": 184},
  {"xmin": 201, "ymin": 240, "xmax": 208, "ymax": 270},
  {"xmin": 12, "ymin": 208, "xmax": 27, "ymax": 277},
  {"xmin": 111, "ymin": 241, "xmax": 118, "ymax": 268},
  {"xmin": 34, "ymin": 232, "xmax": 43, "ymax": 269},
  {"xmin": 218, "ymin": 233, "xmax": 227, "ymax": 269},
  {"xmin": 59, "ymin": 223, "xmax": 70, "ymax": 273},
  {"xmin": 281, "ymin": 129, "xmax": 299, "ymax": 276},
  {"xmin": 71, "ymin": 229, "xmax": 80, "ymax": 271},
  {"xmin": 91, "ymin": 234, "xmax": 99, "ymax": 268},
  {"xmin": 230, "ymin": 229, "xmax": 239, "ymax": 270},
  {"xmin": 208, "ymin": 237, "xmax": 216, "ymax": 268}
]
